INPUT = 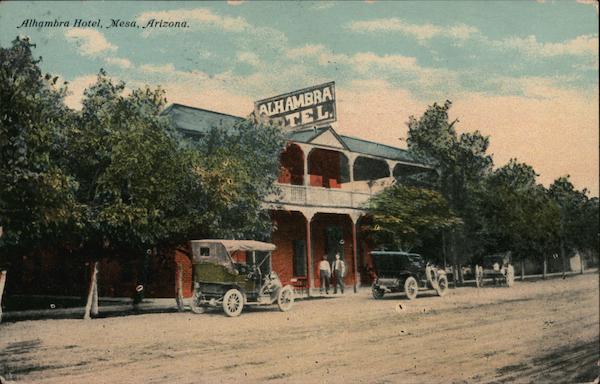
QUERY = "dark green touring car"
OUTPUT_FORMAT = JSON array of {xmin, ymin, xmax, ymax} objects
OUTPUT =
[{"xmin": 189, "ymin": 240, "xmax": 294, "ymax": 317}]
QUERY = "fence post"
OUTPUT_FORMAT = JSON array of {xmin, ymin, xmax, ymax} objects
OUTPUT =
[
  {"xmin": 84, "ymin": 262, "xmax": 99, "ymax": 320},
  {"xmin": 175, "ymin": 263, "xmax": 184, "ymax": 311},
  {"xmin": 0, "ymin": 270, "xmax": 6, "ymax": 324},
  {"xmin": 521, "ymin": 260, "xmax": 525, "ymax": 281},
  {"xmin": 580, "ymin": 253, "xmax": 585, "ymax": 274},
  {"xmin": 542, "ymin": 257, "xmax": 547, "ymax": 280}
]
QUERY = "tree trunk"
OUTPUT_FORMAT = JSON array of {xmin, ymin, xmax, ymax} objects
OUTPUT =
[
  {"xmin": 175, "ymin": 263, "xmax": 184, "ymax": 311},
  {"xmin": 560, "ymin": 238, "xmax": 567, "ymax": 277},
  {"xmin": 442, "ymin": 231, "xmax": 447, "ymax": 270},
  {"xmin": 0, "ymin": 270, "xmax": 7, "ymax": 324},
  {"xmin": 542, "ymin": 257, "xmax": 547, "ymax": 279},
  {"xmin": 521, "ymin": 260, "xmax": 525, "ymax": 281},
  {"xmin": 84, "ymin": 262, "xmax": 99, "ymax": 320},
  {"xmin": 452, "ymin": 264, "xmax": 459, "ymax": 287}
]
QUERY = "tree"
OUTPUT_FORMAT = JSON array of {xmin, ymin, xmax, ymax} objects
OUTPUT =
[
  {"xmin": 61, "ymin": 71, "xmax": 199, "ymax": 255},
  {"xmin": 480, "ymin": 160, "xmax": 560, "ymax": 266},
  {"xmin": 0, "ymin": 37, "xmax": 77, "ymax": 251},
  {"xmin": 364, "ymin": 184, "xmax": 462, "ymax": 255},
  {"xmin": 406, "ymin": 100, "xmax": 492, "ymax": 266},
  {"xmin": 549, "ymin": 176, "xmax": 599, "ymax": 269},
  {"xmin": 64, "ymin": 70, "xmax": 285, "ymax": 253},
  {"xmin": 186, "ymin": 117, "xmax": 285, "ymax": 240}
]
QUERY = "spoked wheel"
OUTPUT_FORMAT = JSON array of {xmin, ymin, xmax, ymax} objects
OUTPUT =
[
  {"xmin": 505, "ymin": 265, "xmax": 515, "ymax": 287},
  {"xmin": 277, "ymin": 285, "xmax": 294, "ymax": 312},
  {"xmin": 222, "ymin": 288, "xmax": 244, "ymax": 317},
  {"xmin": 372, "ymin": 285, "xmax": 384, "ymax": 299},
  {"xmin": 475, "ymin": 265, "xmax": 484, "ymax": 288},
  {"xmin": 426, "ymin": 265, "xmax": 439, "ymax": 291},
  {"xmin": 404, "ymin": 276, "xmax": 418, "ymax": 300},
  {"xmin": 436, "ymin": 275, "xmax": 449, "ymax": 297},
  {"xmin": 190, "ymin": 290, "xmax": 206, "ymax": 314}
]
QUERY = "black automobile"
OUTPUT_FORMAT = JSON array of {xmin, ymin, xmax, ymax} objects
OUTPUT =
[{"xmin": 370, "ymin": 251, "xmax": 449, "ymax": 300}]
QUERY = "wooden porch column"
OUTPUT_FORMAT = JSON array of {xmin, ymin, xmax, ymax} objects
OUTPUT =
[
  {"xmin": 350, "ymin": 213, "xmax": 361, "ymax": 293},
  {"xmin": 302, "ymin": 145, "xmax": 310, "ymax": 187},
  {"xmin": 347, "ymin": 153, "xmax": 357, "ymax": 183},
  {"xmin": 304, "ymin": 211, "xmax": 315, "ymax": 296},
  {"xmin": 351, "ymin": 221, "xmax": 358, "ymax": 293}
]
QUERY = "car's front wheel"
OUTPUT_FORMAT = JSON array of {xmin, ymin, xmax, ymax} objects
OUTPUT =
[
  {"xmin": 372, "ymin": 285, "xmax": 384, "ymax": 299},
  {"xmin": 404, "ymin": 277, "xmax": 418, "ymax": 300},
  {"xmin": 277, "ymin": 285, "xmax": 294, "ymax": 312},
  {"xmin": 222, "ymin": 288, "xmax": 244, "ymax": 317},
  {"xmin": 190, "ymin": 290, "xmax": 206, "ymax": 314}
]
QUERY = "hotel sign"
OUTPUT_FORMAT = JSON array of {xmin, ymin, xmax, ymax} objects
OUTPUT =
[{"xmin": 254, "ymin": 82, "xmax": 336, "ymax": 130}]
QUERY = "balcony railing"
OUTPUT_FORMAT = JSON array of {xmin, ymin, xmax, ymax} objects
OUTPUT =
[{"xmin": 266, "ymin": 183, "xmax": 376, "ymax": 210}]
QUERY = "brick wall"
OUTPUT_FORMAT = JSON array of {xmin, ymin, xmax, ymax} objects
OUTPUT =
[{"xmin": 271, "ymin": 211, "xmax": 307, "ymax": 285}]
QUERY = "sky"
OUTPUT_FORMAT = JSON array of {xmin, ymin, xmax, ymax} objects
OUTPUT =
[{"xmin": 1, "ymin": 0, "xmax": 598, "ymax": 195}]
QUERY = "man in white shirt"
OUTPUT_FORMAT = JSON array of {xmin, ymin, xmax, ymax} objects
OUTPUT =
[
  {"xmin": 332, "ymin": 253, "xmax": 346, "ymax": 294},
  {"xmin": 318, "ymin": 255, "xmax": 331, "ymax": 294}
]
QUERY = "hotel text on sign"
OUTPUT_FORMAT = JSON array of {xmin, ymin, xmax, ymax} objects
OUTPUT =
[{"xmin": 254, "ymin": 82, "xmax": 336, "ymax": 130}]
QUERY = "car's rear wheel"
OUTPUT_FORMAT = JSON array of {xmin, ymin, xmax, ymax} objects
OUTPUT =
[
  {"xmin": 506, "ymin": 264, "xmax": 515, "ymax": 287},
  {"xmin": 404, "ymin": 277, "xmax": 418, "ymax": 300},
  {"xmin": 436, "ymin": 275, "xmax": 449, "ymax": 297},
  {"xmin": 372, "ymin": 285, "xmax": 384, "ymax": 299},
  {"xmin": 222, "ymin": 288, "xmax": 244, "ymax": 317},
  {"xmin": 277, "ymin": 285, "xmax": 294, "ymax": 312},
  {"xmin": 190, "ymin": 290, "xmax": 206, "ymax": 314}
]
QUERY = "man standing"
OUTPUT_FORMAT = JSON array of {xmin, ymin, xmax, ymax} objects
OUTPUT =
[
  {"xmin": 332, "ymin": 253, "xmax": 346, "ymax": 294},
  {"xmin": 318, "ymin": 255, "xmax": 331, "ymax": 294}
]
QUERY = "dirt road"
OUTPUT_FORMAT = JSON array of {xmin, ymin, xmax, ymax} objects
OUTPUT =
[{"xmin": 1, "ymin": 274, "xmax": 598, "ymax": 383}]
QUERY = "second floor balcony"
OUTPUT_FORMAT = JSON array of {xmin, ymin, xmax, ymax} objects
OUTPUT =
[{"xmin": 265, "ymin": 179, "xmax": 393, "ymax": 210}]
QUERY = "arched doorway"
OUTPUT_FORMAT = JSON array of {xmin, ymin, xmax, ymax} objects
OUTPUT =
[
  {"xmin": 353, "ymin": 156, "xmax": 390, "ymax": 181},
  {"xmin": 278, "ymin": 143, "xmax": 304, "ymax": 185},
  {"xmin": 307, "ymin": 148, "xmax": 350, "ymax": 188}
]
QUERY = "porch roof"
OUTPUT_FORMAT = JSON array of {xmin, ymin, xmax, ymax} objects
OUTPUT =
[
  {"xmin": 161, "ymin": 103, "xmax": 243, "ymax": 136},
  {"xmin": 162, "ymin": 103, "xmax": 428, "ymax": 165}
]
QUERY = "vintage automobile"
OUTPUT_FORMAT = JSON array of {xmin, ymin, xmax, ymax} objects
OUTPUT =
[
  {"xmin": 189, "ymin": 239, "xmax": 294, "ymax": 317},
  {"xmin": 370, "ymin": 251, "xmax": 449, "ymax": 300},
  {"xmin": 474, "ymin": 252, "xmax": 515, "ymax": 288}
]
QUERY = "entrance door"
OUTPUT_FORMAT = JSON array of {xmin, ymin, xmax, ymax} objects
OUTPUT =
[{"xmin": 326, "ymin": 226, "xmax": 344, "ymax": 264}]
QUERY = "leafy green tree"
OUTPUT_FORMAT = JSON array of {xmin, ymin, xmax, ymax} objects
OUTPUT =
[
  {"xmin": 406, "ymin": 100, "xmax": 492, "ymax": 266},
  {"xmin": 61, "ymin": 71, "xmax": 208, "ymax": 254},
  {"xmin": 64, "ymin": 70, "xmax": 285, "ymax": 254},
  {"xmin": 481, "ymin": 160, "xmax": 560, "ymax": 265},
  {"xmin": 0, "ymin": 37, "xmax": 77, "ymax": 251},
  {"xmin": 365, "ymin": 184, "xmax": 462, "ymax": 255},
  {"xmin": 549, "ymin": 176, "xmax": 599, "ymax": 267},
  {"xmin": 186, "ymin": 118, "xmax": 285, "ymax": 240}
]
